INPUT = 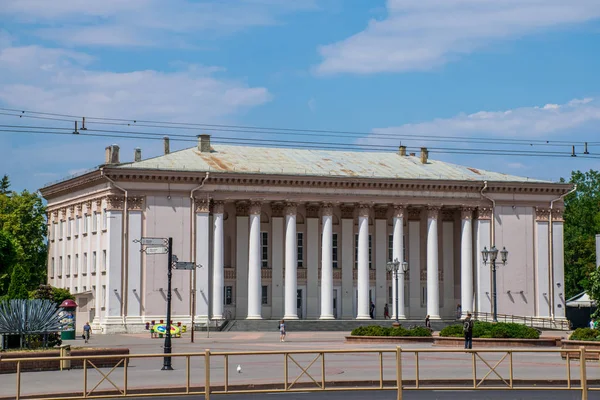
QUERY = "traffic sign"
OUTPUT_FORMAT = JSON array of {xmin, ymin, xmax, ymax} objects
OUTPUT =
[
  {"xmin": 145, "ymin": 246, "xmax": 168, "ymax": 254},
  {"xmin": 141, "ymin": 238, "xmax": 167, "ymax": 246},
  {"xmin": 174, "ymin": 262, "xmax": 195, "ymax": 270}
]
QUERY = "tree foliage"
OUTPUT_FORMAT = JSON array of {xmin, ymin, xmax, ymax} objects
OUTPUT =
[
  {"xmin": 30, "ymin": 284, "xmax": 75, "ymax": 305},
  {"xmin": 6, "ymin": 263, "xmax": 30, "ymax": 300},
  {"xmin": 563, "ymin": 170, "xmax": 600, "ymax": 300},
  {"xmin": 0, "ymin": 176, "xmax": 47, "ymax": 297}
]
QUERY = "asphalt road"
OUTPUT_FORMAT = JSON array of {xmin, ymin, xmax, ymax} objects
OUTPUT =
[{"xmin": 125, "ymin": 390, "xmax": 600, "ymax": 400}]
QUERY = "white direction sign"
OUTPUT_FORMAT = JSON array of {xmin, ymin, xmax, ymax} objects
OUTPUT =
[
  {"xmin": 175, "ymin": 262, "xmax": 195, "ymax": 270},
  {"xmin": 141, "ymin": 238, "xmax": 167, "ymax": 246},
  {"xmin": 145, "ymin": 246, "xmax": 168, "ymax": 255}
]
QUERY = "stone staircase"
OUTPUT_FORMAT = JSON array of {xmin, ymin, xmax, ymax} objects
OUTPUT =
[{"xmin": 221, "ymin": 318, "xmax": 458, "ymax": 332}]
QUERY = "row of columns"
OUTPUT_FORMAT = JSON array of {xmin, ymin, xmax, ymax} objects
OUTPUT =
[{"xmin": 209, "ymin": 201, "xmax": 478, "ymax": 320}]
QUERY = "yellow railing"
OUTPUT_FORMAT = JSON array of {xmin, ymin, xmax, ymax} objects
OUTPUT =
[
  {"xmin": 2, "ymin": 347, "xmax": 599, "ymax": 400},
  {"xmin": 472, "ymin": 311, "xmax": 572, "ymax": 330}
]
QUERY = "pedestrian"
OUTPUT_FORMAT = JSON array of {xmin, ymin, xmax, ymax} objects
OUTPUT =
[
  {"xmin": 370, "ymin": 301, "xmax": 375, "ymax": 319},
  {"xmin": 463, "ymin": 312, "xmax": 474, "ymax": 349},
  {"xmin": 590, "ymin": 318, "xmax": 595, "ymax": 329},
  {"xmin": 384, "ymin": 303, "xmax": 390, "ymax": 320},
  {"xmin": 425, "ymin": 315, "xmax": 431, "ymax": 332},
  {"xmin": 83, "ymin": 322, "xmax": 92, "ymax": 344},
  {"xmin": 456, "ymin": 304, "xmax": 462, "ymax": 319},
  {"xmin": 279, "ymin": 319, "xmax": 286, "ymax": 342}
]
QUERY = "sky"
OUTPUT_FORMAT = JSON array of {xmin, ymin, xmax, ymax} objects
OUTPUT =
[{"xmin": 1, "ymin": 0, "xmax": 600, "ymax": 192}]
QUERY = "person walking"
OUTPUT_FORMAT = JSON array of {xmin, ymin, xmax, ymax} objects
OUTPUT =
[
  {"xmin": 370, "ymin": 301, "xmax": 375, "ymax": 319},
  {"xmin": 590, "ymin": 318, "xmax": 596, "ymax": 329},
  {"xmin": 279, "ymin": 319, "xmax": 286, "ymax": 342},
  {"xmin": 425, "ymin": 315, "xmax": 431, "ymax": 332},
  {"xmin": 83, "ymin": 322, "xmax": 92, "ymax": 344},
  {"xmin": 384, "ymin": 303, "xmax": 390, "ymax": 320},
  {"xmin": 463, "ymin": 313, "xmax": 474, "ymax": 349}
]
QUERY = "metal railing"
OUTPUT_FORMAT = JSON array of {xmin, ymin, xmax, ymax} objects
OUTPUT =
[
  {"xmin": 473, "ymin": 311, "xmax": 572, "ymax": 330},
  {"xmin": 1, "ymin": 347, "xmax": 598, "ymax": 400}
]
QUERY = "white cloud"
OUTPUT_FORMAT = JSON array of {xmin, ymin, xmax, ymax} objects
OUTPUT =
[
  {"xmin": 0, "ymin": 45, "xmax": 271, "ymax": 121},
  {"xmin": 308, "ymin": 98, "xmax": 317, "ymax": 112},
  {"xmin": 315, "ymin": 0, "xmax": 600, "ymax": 75},
  {"xmin": 2, "ymin": 0, "xmax": 320, "ymax": 48}
]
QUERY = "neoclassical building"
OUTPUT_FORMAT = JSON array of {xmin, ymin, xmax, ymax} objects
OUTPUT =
[{"xmin": 40, "ymin": 135, "xmax": 573, "ymax": 333}]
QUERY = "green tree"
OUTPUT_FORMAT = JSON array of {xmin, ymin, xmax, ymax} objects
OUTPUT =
[
  {"xmin": 0, "ymin": 230, "xmax": 17, "ymax": 294},
  {"xmin": 562, "ymin": 170, "xmax": 600, "ymax": 299},
  {"xmin": 0, "ymin": 186, "xmax": 47, "ymax": 290},
  {"xmin": 6, "ymin": 263, "xmax": 30, "ymax": 299},
  {"xmin": 0, "ymin": 175, "xmax": 9, "ymax": 195},
  {"xmin": 30, "ymin": 284, "xmax": 74, "ymax": 305}
]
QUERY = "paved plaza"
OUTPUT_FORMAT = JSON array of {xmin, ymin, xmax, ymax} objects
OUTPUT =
[{"xmin": 0, "ymin": 330, "xmax": 596, "ymax": 399}]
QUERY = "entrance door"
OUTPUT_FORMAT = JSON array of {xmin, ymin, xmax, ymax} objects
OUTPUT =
[
  {"xmin": 297, "ymin": 289, "xmax": 303, "ymax": 319},
  {"xmin": 333, "ymin": 289, "xmax": 338, "ymax": 319}
]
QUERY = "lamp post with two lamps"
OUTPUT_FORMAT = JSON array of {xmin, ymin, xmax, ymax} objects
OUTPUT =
[
  {"xmin": 481, "ymin": 246, "xmax": 509, "ymax": 323},
  {"xmin": 386, "ymin": 258, "xmax": 409, "ymax": 325}
]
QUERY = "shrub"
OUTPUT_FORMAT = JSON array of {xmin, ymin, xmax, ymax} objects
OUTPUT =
[
  {"xmin": 569, "ymin": 328, "xmax": 600, "ymax": 341},
  {"xmin": 439, "ymin": 321, "xmax": 540, "ymax": 339},
  {"xmin": 439, "ymin": 324, "xmax": 463, "ymax": 338},
  {"xmin": 407, "ymin": 326, "xmax": 433, "ymax": 337},
  {"xmin": 351, "ymin": 325, "xmax": 432, "ymax": 337}
]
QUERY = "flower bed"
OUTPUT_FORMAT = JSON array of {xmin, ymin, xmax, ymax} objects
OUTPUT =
[
  {"xmin": 351, "ymin": 325, "xmax": 433, "ymax": 337},
  {"xmin": 439, "ymin": 321, "xmax": 540, "ymax": 339},
  {"xmin": 568, "ymin": 328, "xmax": 600, "ymax": 341}
]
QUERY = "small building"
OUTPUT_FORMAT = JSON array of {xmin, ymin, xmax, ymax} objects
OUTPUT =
[{"xmin": 40, "ymin": 135, "xmax": 573, "ymax": 333}]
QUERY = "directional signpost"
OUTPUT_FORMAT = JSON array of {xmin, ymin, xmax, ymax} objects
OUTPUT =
[
  {"xmin": 145, "ymin": 246, "xmax": 168, "ymax": 255},
  {"xmin": 174, "ymin": 262, "xmax": 195, "ymax": 270}
]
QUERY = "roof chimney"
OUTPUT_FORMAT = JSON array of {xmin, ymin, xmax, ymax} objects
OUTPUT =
[
  {"xmin": 420, "ymin": 147, "xmax": 428, "ymax": 164},
  {"xmin": 134, "ymin": 148, "xmax": 142, "ymax": 162},
  {"xmin": 198, "ymin": 134, "xmax": 211, "ymax": 153},
  {"xmin": 104, "ymin": 144, "xmax": 120, "ymax": 164},
  {"xmin": 398, "ymin": 145, "xmax": 407, "ymax": 156},
  {"xmin": 163, "ymin": 136, "xmax": 170, "ymax": 155}
]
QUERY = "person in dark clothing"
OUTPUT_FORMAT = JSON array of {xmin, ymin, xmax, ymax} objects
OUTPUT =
[
  {"xmin": 369, "ymin": 301, "xmax": 375, "ymax": 319},
  {"xmin": 384, "ymin": 303, "xmax": 390, "ymax": 319},
  {"xmin": 463, "ymin": 312, "xmax": 474, "ymax": 349},
  {"xmin": 425, "ymin": 315, "xmax": 431, "ymax": 332}
]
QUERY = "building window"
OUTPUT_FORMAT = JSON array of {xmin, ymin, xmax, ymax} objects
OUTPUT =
[
  {"xmin": 102, "ymin": 209, "xmax": 107, "ymax": 230},
  {"xmin": 92, "ymin": 212, "xmax": 98, "ymax": 233},
  {"xmin": 354, "ymin": 234, "xmax": 373, "ymax": 268},
  {"xmin": 261, "ymin": 285, "xmax": 269, "ymax": 305},
  {"xmin": 224, "ymin": 286, "xmax": 233, "ymax": 305},
  {"xmin": 297, "ymin": 232, "xmax": 304, "ymax": 268},
  {"xmin": 67, "ymin": 219, "xmax": 72, "ymax": 238},
  {"xmin": 75, "ymin": 254, "xmax": 79, "ymax": 276},
  {"xmin": 83, "ymin": 214, "xmax": 89, "ymax": 234},
  {"xmin": 66, "ymin": 255, "xmax": 71, "ymax": 276},
  {"xmin": 332, "ymin": 233, "xmax": 339, "ymax": 268},
  {"xmin": 83, "ymin": 252, "xmax": 88, "ymax": 274},
  {"xmin": 102, "ymin": 250, "xmax": 107, "ymax": 272},
  {"xmin": 388, "ymin": 234, "xmax": 408, "ymax": 262},
  {"xmin": 51, "ymin": 257, "xmax": 55, "ymax": 278},
  {"xmin": 102, "ymin": 285, "xmax": 106, "ymax": 309},
  {"xmin": 58, "ymin": 256, "xmax": 63, "ymax": 277},
  {"xmin": 261, "ymin": 232, "xmax": 268, "ymax": 268},
  {"xmin": 92, "ymin": 251, "xmax": 97, "ymax": 273},
  {"xmin": 75, "ymin": 217, "xmax": 80, "ymax": 236},
  {"xmin": 74, "ymin": 286, "xmax": 78, "ymax": 294}
]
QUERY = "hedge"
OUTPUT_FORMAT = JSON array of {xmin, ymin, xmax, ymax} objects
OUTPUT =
[
  {"xmin": 439, "ymin": 321, "xmax": 540, "ymax": 339},
  {"xmin": 569, "ymin": 328, "xmax": 600, "ymax": 341},
  {"xmin": 351, "ymin": 325, "xmax": 432, "ymax": 337}
]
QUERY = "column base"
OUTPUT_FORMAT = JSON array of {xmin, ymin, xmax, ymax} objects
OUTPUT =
[
  {"xmin": 319, "ymin": 314, "xmax": 335, "ymax": 320},
  {"xmin": 212, "ymin": 314, "xmax": 224, "ymax": 320},
  {"xmin": 246, "ymin": 315, "xmax": 263, "ymax": 320},
  {"xmin": 283, "ymin": 315, "xmax": 299, "ymax": 320},
  {"xmin": 428, "ymin": 315, "xmax": 441, "ymax": 320},
  {"xmin": 356, "ymin": 314, "xmax": 371, "ymax": 320}
]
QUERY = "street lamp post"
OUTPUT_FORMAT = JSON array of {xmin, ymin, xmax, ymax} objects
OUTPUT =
[
  {"xmin": 481, "ymin": 246, "xmax": 508, "ymax": 323},
  {"xmin": 386, "ymin": 258, "xmax": 409, "ymax": 324}
]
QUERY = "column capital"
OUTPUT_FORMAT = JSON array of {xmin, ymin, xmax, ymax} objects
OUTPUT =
[
  {"xmin": 357, "ymin": 204, "xmax": 371, "ymax": 218},
  {"xmin": 552, "ymin": 208, "xmax": 564, "ymax": 222},
  {"xmin": 235, "ymin": 201, "xmax": 249, "ymax": 216},
  {"xmin": 340, "ymin": 203, "xmax": 355, "ymax": 219},
  {"xmin": 271, "ymin": 202, "xmax": 284, "ymax": 218},
  {"xmin": 194, "ymin": 198, "xmax": 210, "ymax": 213},
  {"xmin": 128, "ymin": 196, "xmax": 144, "ymax": 211},
  {"xmin": 68, "ymin": 205, "xmax": 75, "ymax": 215},
  {"xmin": 213, "ymin": 200, "xmax": 225, "ymax": 214},
  {"xmin": 95, "ymin": 199, "xmax": 103, "ymax": 209},
  {"xmin": 284, "ymin": 202, "xmax": 297, "ymax": 216},
  {"xmin": 321, "ymin": 203, "xmax": 334, "ymax": 216},
  {"xmin": 374, "ymin": 205, "xmax": 388, "ymax": 219},
  {"xmin": 249, "ymin": 201, "xmax": 262, "ymax": 215},
  {"xmin": 476, "ymin": 207, "xmax": 493, "ymax": 220},
  {"xmin": 306, "ymin": 203, "xmax": 319, "ymax": 218},
  {"xmin": 460, "ymin": 206, "xmax": 475, "ymax": 220},
  {"xmin": 105, "ymin": 195, "xmax": 124, "ymax": 211},
  {"xmin": 426, "ymin": 206, "xmax": 440, "ymax": 219},
  {"xmin": 60, "ymin": 208, "xmax": 67, "ymax": 220},
  {"xmin": 84, "ymin": 201, "xmax": 92, "ymax": 212},
  {"xmin": 392, "ymin": 205, "xmax": 405, "ymax": 219},
  {"xmin": 535, "ymin": 207, "xmax": 551, "ymax": 222}
]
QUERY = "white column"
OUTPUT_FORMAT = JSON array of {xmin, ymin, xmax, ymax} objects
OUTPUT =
[
  {"xmin": 235, "ymin": 204, "xmax": 249, "ymax": 319},
  {"xmin": 552, "ymin": 210, "xmax": 566, "ymax": 319},
  {"xmin": 356, "ymin": 205, "xmax": 371, "ymax": 319},
  {"xmin": 320, "ymin": 204, "xmax": 334, "ymax": 319},
  {"xmin": 392, "ymin": 206, "xmax": 406, "ymax": 319},
  {"xmin": 426, "ymin": 206, "xmax": 440, "ymax": 319},
  {"xmin": 212, "ymin": 201, "xmax": 225, "ymax": 320},
  {"xmin": 126, "ymin": 208, "xmax": 143, "ymax": 323},
  {"xmin": 284, "ymin": 203, "xmax": 298, "ymax": 319},
  {"xmin": 475, "ymin": 208, "xmax": 492, "ymax": 313},
  {"xmin": 195, "ymin": 200, "xmax": 210, "ymax": 320},
  {"xmin": 105, "ymin": 207, "xmax": 123, "ymax": 327},
  {"xmin": 247, "ymin": 202, "xmax": 262, "ymax": 319},
  {"xmin": 271, "ymin": 205, "xmax": 284, "ymax": 318},
  {"xmin": 460, "ymin": 208, "xmax": 474, "ymax": 317},
  {"xmin": 341, "ymin": 206, "xmax": 354, "ymax": 319}
]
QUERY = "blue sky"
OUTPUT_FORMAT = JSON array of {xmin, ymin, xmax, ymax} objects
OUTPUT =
[{"xmin": 1, "ymin": 0, "xmax": 600, "ymax": 192}]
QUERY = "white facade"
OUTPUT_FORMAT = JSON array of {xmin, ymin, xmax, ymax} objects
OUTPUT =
[{"xmin": 41, "ymin": 139, "xmax": 572, "ymax": 333}]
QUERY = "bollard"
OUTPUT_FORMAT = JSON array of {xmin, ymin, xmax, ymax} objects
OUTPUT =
[{"xmin": 60, "ymin": 344, "xmax": 71, "ymax": 371}]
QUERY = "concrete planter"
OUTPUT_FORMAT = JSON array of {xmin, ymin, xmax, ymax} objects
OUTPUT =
[
  {"xmin": 433, "ymin": 336, "xmax": 561, "ymax": 347},
  {"xmin": 561, "ymin": 340, "xmax": 600, "ymax": 360},
  {"xmin": 345, "ymin": 336, "xmax": 433, "ymax": 344},
  {"xmin": 0, "ymin": 348, "xmax": 130, "ymax": 374}
]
